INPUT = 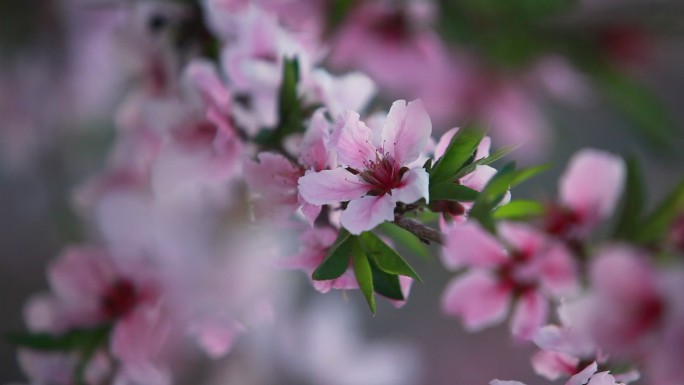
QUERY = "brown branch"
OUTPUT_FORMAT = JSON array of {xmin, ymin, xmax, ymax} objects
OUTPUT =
[{"xmin": 393, "ymin": 216, "xmax": 443, "ymax": 245}]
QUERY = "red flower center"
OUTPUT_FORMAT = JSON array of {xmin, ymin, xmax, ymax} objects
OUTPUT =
[
  {"xmin": 358, "ymin": 155, "xmax": 407, "ymax": 196},
  {"xmin": 100, "ymin": 279, "xmax": 138, "ymax": 319},
  {"xmin": 544, "ymin": 204, "xmax": 582, "ymax": 236},
  {"xmin": 370, "ymin": 10, "xmax": 411, "ymax": 43}
]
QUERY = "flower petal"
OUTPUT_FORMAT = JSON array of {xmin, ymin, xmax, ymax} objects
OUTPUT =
[
  {"xmin": 441, "ymin": 270, "xmax": 511, "ymax": 331},
  {"xmin": 460, "ymin": 165, "xmax": 497, "ymax": 192},
  {"xmin": 187, "ymin": 315, "xmax": 245, "ymax": 359},
  {"xmin": 498, "ymin": 222, "xmax": 545, "ymax": 257},
  {"xmin": 244, "ymin": 152, "xmax": 299, "ymax": 197},
  {"xmin": 587, "ymin": 372, "xmax": 622, "ymax": 385},
  {"xmin": 511, "ymin": 290, "xmax": 548, "ymax": 340},
  {"xmin": 340, "ymin": 194, "xmax": 395, "ymax": 234},
  {"xmin": 381, "ymin": 99, "xmax": 432, "ymax": 165},
  {"xmin": 299, "ymin": 109, "xmax": 331, "ymax": 171},
  {"xmin": 490, "ymin": 381, "xmax": 527, "ymax": 385},
  {"xmin": 566, "ymin": 362, "xmax": 598, "ymax": 385},
  {"xmin": 298, "ymin": 168, "xmax": 369, "ymax": 205},
  {"xmin": 299, "ymin": 198, "xmax": 322, "ymax": 226},
  {"xmin": 391, "ymin": 168, "xmax": 429, "ymax": 204},
  {"xmin": 330, "ymin": 110, "xmax": 376, "ymax": 170},
  {"xmin": 531, "ymin": 350, "xmax": 579, "ymax": 381},
  {"xmin": 559, "ymin": 149, "xmax": 625, "ymax": 223},
  {"xmin": 312, "ymin": 271, "xmax": 359, "ymax": 293},
  {"xmin": 441, "ymin": 221, "xmax": 508, "ymax": 270},
  {"xmin": 434, "ymin": 127, "xmax": 458, "ymax": 160},
  {"xmin": 539, "ymin": 243, "xmax": 579, "ymax": 296},
  {"xmin": 48, "ymin": 248, "xmax": 116, "ymax": 305}
]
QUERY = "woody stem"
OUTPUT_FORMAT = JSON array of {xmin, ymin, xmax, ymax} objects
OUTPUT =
[{"xmin": 393, "ymin": 216, "xmax": 443, "ymax": 245}]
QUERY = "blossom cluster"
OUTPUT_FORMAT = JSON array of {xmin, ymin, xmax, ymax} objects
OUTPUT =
[{"xmin": 6, "ymin": 1, "xmax": 683, "ymax": 385}]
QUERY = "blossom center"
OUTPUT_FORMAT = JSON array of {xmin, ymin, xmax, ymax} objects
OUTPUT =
[
  {"xmin": 100, "ymin": 279, "xmax": 138, "ymax": 319},
  {"xmin": 544, "ymin": 204, "xmax": 582, "ymax": 236},
  {"xmin": 358, "ymin": 155, "xmax": 407, "ymax": 196}
]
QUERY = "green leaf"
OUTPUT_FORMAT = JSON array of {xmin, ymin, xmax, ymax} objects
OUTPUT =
[
  {"xmin": 370, "ymin": 261, "xmax": 404, "ymax": 301},
  {"xmin": 636, "ymin": 180, "xmax": 684, "ymax": 245},
  {"xmin": 312, "ymin": 229, "xmax": 352, "ymax": 280},
  {"xmin": 324, "ymin": 0, "xmax": 355, "ymax": 37},
  {"xmin": 378, "ymin": 222, "xmax": 431, "ymax": 260},
  {"xmin": 429, "ymin": 125, "xmax": 487, "ymax": 184},
  {"xmin": 351, "ymin": 238, "xmax": 376, "ymax": 315},
  {"xmin": 278, "ymin": 57, "xmax": 300, "ymax": 119},
  {"xmin": 430, "ymin": 183, "xmax": 479, "ymax": 202},
  {"xmin": 482, "ymin": 162, "xmax": 518, "ymax": 202},
  {"xmin": 510, "ymin": 164, "xmax": 549, "ymax": 187},
  {"xmin": 468, "ymin": 161, "xmax": 517, "ymax": 232},
  {"xmin": 453, "ymin": 144, "xmax": 518, "ymax": 179},
  {"xmin": 254, "ymin": 57, "xmax": 305, "ymax": 149},
  {"xmin": 422, "ymin": 158, "xmax": 433, "ymax": 173},
  {"xmin": 493, "ymin": 200, "xmax": 544, "ymax": 220},
  {"xmin": 74, "ymin": 326, "xmax": 110, "ymax": 385},
  {"xmin": 359, "ymin": 232, "xmax": 422, "ymax": 281},
  {"xmin": 614, "ymin": 157, "xmax": 646, "ymax": 240},
  {"xmin": 6, "ymin": 325, "xmax": 111, "ymax": 352}
]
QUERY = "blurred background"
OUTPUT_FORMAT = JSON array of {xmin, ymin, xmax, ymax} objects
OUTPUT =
[{"xmin": 1, "ymin": 0, "xmax": 683, "ymax": 384}]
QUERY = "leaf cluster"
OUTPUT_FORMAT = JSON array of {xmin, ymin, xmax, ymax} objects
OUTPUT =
[{"xmin": 313, "ymin": 230, "xmax": 421, "ymax": 315}]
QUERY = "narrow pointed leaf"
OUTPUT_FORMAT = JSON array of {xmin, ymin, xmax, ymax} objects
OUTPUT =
[
  {"xmin": 422, "ymin": 158, "xmax": 433, "ymax": 173},
  {"xmin": 378, "ymin": 222, "xmax": 431, "ymax": 260},
  {"xmin": 493, "ymin": 200, "xmax": 544, "ymax": 220},
  {"xmin": 468, "ymin": 161, "xmax": 517, "ymax": 233},
  {"xmin": 430, "ymin": 125, "xmax": 487, "ymax": 184},
  {"xmin": 312, "ymin": 229, "xmax": 352, "ymax": 280},
  {"xmin": 453, "ymin": 144, "xmax": 518, "ymax": 179},
  {"xmin": 614, "ymin": 157, "xmax": 646, "ymax": 239},
  {"xmin": 359, "ymin": 232, "xmax": 421, "ymax": 281},
  {"xmin": 351, "ymin": 238, "xmax": 376, "ymax": 315},
  {"xmin": 370, "ymin": 260, "xmax": 404, "ymax": 301},
  {"xmin": 510, "ymin": 164, "xmax": 549, "ymax": 187},
  {"xmin": 6, "ymin": 324, "xmax": 111, "ymax": 352},
  {"xmin": 430, "ymin": 183, "xmax": 479, "ymax": 202},
  {"xmin": 636, "ymin": 179, "xmax": 684, "ymax": 245}
]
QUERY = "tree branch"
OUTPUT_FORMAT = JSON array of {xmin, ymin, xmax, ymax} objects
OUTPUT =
[{"xmin": 393, "ymin": 217, "xmax": 443, "ymax": 245}]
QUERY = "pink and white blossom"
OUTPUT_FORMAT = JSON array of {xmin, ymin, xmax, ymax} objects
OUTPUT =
[
  {"xmin": 299, "ymin": 99, "xmax": 431, "ymax": 234},
  {"xmin": 441, "ymin": 221, "xmax": 578, "ymax": 339},
  {"xmin": 546, "ymin": 149, "xmax": 625, "ymax": 237},
  {"xmin": 244, "ymin": 109, "xmax": 331, "ymax": 224}
]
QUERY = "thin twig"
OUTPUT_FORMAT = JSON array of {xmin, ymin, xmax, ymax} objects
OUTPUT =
[{"xmin": 394, "ymin": 216, "xmax": 443, "ymax": 245}]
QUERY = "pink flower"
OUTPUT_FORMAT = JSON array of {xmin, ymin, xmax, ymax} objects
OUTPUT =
[
  {"xmin": 533, "ymin": 300, "xmax": 597, "ymax": 360},
  {"xmin": 18, "ymin": 247, "xmax": 179, "ymax": 385},
  {"xmin": 244, "ymin": 109, "xmax": 331, "ymax": 224},
  {"xmin": 546, "ymin": 149, "xmax": 625, "ymax": 237},
  {"xmin": 151, "ymin": 60, "xmax": 243, "ymax": 195},
  {"xmin": 440, "ymin": 221, "xmax": 578, "ymax": 339},
  {"xmin": 221, "ymin": 6, "xmax": 313, "ymax": 133},
  {"xmin": 587, "ymin": 246, "xmax": 664, "ymax": 355},
  {"xmin": 44, "ymin": 247, "xmax": 158, "ymax": 329},
  {"xmin": 300, "ymin": 69, "xmax": 377, "ymax": 117},
  {"xmin": 328, "ymin": 2, "xmax": 446, "ymax": 97},
  {"xmin": 484, "ymin": 84, "xmax": 551, "ymax": 162},
  {"xmin": 298, "ymin": 100, "xmax": 431, "ymax": 234}
]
